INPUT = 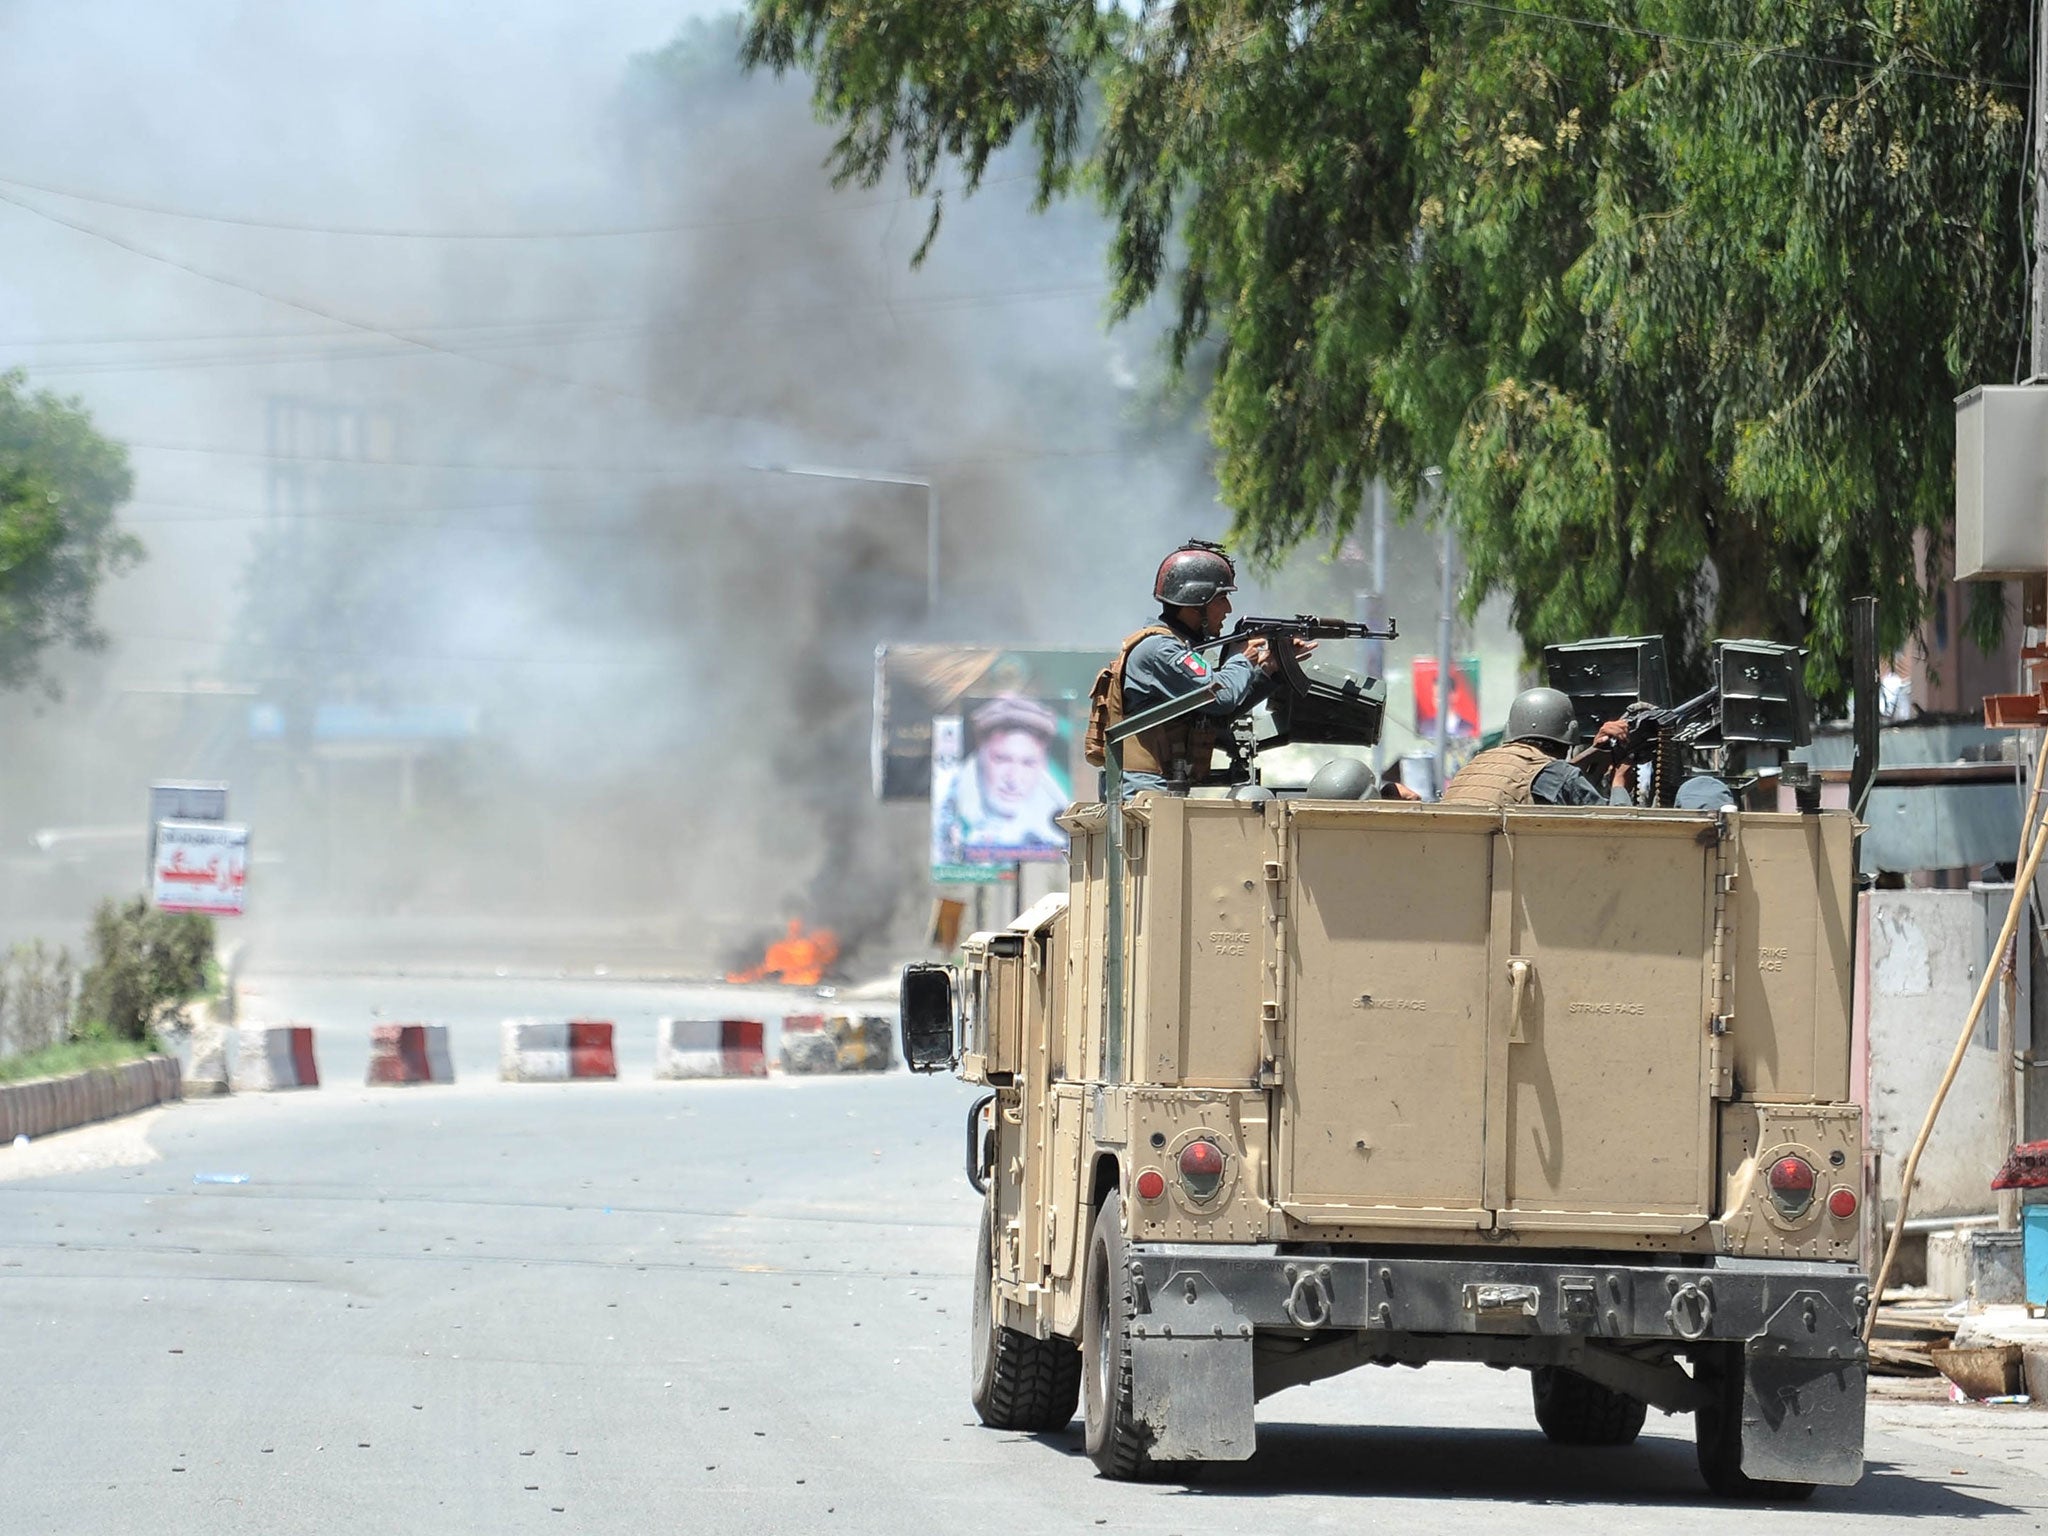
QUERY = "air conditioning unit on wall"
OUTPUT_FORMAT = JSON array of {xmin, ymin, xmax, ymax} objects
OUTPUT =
[{"xmin": 1955, "ymin": 384, "xmax": 2048, "ymax": 581}]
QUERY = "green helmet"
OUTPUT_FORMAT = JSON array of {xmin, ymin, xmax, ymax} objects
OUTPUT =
[{"xmin": 1505, "ymin": 687, "xmax": 1579, "ymax": 751}]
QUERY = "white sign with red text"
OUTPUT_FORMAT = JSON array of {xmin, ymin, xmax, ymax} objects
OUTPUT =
[{"xmin": 153, "ymin": 820, "xmax": 248, "ymax": 916}]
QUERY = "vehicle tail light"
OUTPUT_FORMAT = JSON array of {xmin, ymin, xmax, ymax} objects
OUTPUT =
[
  {"xmin": 1135, "ymin": 1169, "xmax": 1166, "ymax": 1202},
  {"xmin": 1178, "ymin": 1138, "xmax": 1225, "ymax": 1199},
  {"xmin": 1767, "ymin": 1155, "xmax": 1816, "ymax": 1218},
  {"xmin": 1827, "ymin": 1187, "xmax": 1858, "ymax": 1220}
]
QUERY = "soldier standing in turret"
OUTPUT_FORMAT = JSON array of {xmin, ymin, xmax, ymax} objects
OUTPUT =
[{"xmin": 1088, "ymin": 540, "xmax": 1308, "ymax": 798}]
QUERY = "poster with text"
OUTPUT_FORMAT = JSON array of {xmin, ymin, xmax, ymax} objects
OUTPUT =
[{"xmin": 153, "ymin": 820, "xmax": 248, "ymax": 916}]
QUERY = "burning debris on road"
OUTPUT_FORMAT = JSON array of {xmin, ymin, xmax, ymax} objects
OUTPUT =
[{"xmin": 725, "ymin": 920, "xmax": 841, "ymax": 987}]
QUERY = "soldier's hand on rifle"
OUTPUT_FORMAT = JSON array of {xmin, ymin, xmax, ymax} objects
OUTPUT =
[
  {"xmin": 1243, "ymin": 636, "xmax": 1277, "ymax": 674},
  {"xmin": 1591, "ymin": 718, "xmax": 1630, "ymax": 751}
]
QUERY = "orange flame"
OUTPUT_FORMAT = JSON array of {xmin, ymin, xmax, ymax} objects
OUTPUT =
[{"xmin": 725, "ymin": 919, "xmax": 841, "ymax": 986}]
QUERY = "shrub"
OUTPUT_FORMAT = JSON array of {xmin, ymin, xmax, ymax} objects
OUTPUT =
[
  {"xmin": 0, "ymin": 941, "xmax": 74, "ymax": 1058},
  {"xmin": 74, "ymin": 898, "xmax": 214, "ymax": 1042}
]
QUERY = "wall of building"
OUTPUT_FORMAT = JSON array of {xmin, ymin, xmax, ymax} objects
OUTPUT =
[{"xmin": 1863, "ymin": 889, "xmax": 2017, "ymax": 1220}]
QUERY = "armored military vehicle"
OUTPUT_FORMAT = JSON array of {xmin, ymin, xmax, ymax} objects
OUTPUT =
[{"xmin": 899, "ymin": 634, "xmax": 1865, "ymax": 1498}]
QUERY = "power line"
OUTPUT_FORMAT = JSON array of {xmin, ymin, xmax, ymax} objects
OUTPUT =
[
  {"xmin": 118, "ymin": 438, "xmax": 715, "ymax": 473},
  {"xmin": 106, "ymin": 625, "xmax": 679, "ymax": 671},
  {"xmin": 1443, "ymin": 0, "xmax": 2027, "ymax": 92},
  {"xmin": 0, "ymin": 277, "xmax": 1108, "ymax": 356},
  {"xmin": 115, "ymin": 437, "xmax": 1165, "ymax": 474},
  {"xmin": 0, "ymin": 281, "xmax": 1113, "ymax": 378},
  {"xmin": 0, "ymin": 185, "xmax": 714, "ymax": 424},
  {"xmin": 122, "ymin": 492, "xmax": 637, "ymax": 521},
  {"xmin": 0, "ymin": 168, "xmax": 1032, "ymax": 239}
]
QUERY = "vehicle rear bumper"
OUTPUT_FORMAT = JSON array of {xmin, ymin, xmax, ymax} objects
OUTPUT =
[
  {"xmin": 1128, "ymin": 1244, "xmax": 1869, "ymax": 1351},
  {"xmin": 1128, "ymin": 1245, "xmax": 1867, "ymax": 1481}
]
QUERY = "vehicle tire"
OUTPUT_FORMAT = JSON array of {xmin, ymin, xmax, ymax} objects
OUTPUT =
[
  {"xmin": 970, "ymin": 1199, "xmax": 1082, "ymax": 1432},
  {"xmin": 1693, "ymin": 1345, "xmax": 1817, "ymax": 1502},
  {"xmin": 1081, "ymin": 1196, "xmax": 1155, "ymax": 1479},
  {"xmin": 1530, "ymin": 1365, "xmax": 1648, "ymax": 1447}
]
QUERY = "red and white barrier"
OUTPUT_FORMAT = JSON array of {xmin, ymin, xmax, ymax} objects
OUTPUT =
[
  {"xmin": 656, "ymin": 1018, "xmax": 766, "ymax": 1079},
  {"xmin": 366, "ymin": 1023, "xmax": 454, "ymax": 1085},
  {"xmin": 501, "ymin": 1019, "xmax": 617, "ymax": 1082},
  {"xmin": 231, "ymin": 1025, "xmax": 320, "ymax": 1091}
]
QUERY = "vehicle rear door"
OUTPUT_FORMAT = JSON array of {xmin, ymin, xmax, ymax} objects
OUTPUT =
[
  {"xmin": 1279, "ymin": 807, "xmax": 1497, "ymax": 1231},
  {"xmin": 1487, "ymin": 813, "xmax": 1718, "ymax": 1235}
]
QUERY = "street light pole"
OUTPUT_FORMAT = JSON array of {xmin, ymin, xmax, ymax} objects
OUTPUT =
[
  {"xmin": 756, "ymin": 463, "xmax": 941, "ymax": 613},
  {"xmin": 1423, "ymin": 468, "xmax": 1455, "ymax": 798}
]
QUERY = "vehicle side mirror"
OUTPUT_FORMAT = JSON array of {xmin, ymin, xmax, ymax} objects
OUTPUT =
[{"xmin": 899, "ymin": 963, "xmax": 957, "ymax": 1073}]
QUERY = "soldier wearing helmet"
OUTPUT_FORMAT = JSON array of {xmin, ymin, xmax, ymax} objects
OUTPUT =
[
  {"xmin": 1439, "ymin": 686, "xmax": 1633, "ymax": 808},
  {"xmin": 1090, "ymin": 540, "xmax": 1307, "ymax": 797}
]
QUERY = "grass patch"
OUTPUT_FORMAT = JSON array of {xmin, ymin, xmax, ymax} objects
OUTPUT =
[{"xmin": 0, "ymin": 1033, "xmax": 159, "ymax": 1084}]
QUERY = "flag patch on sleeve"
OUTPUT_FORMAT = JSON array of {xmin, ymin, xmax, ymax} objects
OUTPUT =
[{"xmin": 1179, "ymin": 653, "xmax": 1210, "ymax": 677}]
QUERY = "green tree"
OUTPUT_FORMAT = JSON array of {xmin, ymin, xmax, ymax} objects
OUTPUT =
[
  {"xmin": 0, "ymin": 369, "xmax": 140, "ymax": 691},
  {"xmin": 743, "ymin": 1, "xmax": 2030, "ymax": 695}
]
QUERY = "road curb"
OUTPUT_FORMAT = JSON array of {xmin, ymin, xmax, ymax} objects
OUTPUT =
[{"xmin": 0, "ymin": 1054, "xmax": 183, "ymax": 1142}]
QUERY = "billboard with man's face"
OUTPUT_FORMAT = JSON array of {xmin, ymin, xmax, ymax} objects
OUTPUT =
[
  {"xmin": 931, "ymin": 693, "xmax": 1075, "ymax": 882},
  {"xmin": 874, "ymin": 645, "xmax": 1106, "ymax": 800}
]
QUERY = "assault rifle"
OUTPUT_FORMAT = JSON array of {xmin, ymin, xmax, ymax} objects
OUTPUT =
[{"xmin": 1195, "ymin": 613, "xmax": 1399, "ymax": 754}]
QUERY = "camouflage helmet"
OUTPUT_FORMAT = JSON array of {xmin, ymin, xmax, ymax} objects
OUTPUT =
[
  {"xmin": 1504, "ymin": 686, "xmax": 1580, "ymax": 751},
  {"xmin": 1153, "ymin": 540, "xmax": 1237, "ymax": 607}
]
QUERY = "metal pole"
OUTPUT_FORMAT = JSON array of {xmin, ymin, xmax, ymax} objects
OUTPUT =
[
  {"xmin": 926, "ymin": 482, "xmax": 941, "ymax": 617},
  {"xmin": 1850, "ymin": 597, "xmax": 1879, "ymax": 825},
  {"xmin": 1435, "ymin": 505, "xmax": 1455, "ymax": 799},
  {"xmin": 1369, "ymin": 481, "xmax": 1389, "ymax": 776},
  {"xmin": 1998, "ymin": 964, "xmax": 2021, "ymax": 1230},
  {"xmin": 2035, "ymin": 0, "xmax": 2047, "ymax": 377}
]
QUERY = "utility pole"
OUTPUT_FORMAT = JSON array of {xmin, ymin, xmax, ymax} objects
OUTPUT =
[
  {"xmin": 1372, "ymin": 482, "xmax": 1390, "ymax": 777},
  {"xmin": 2036, "ymin": 0, "xmax": 2047, "ymax": 380},
  {"xmin": 1422, "ymin": 468, "xmax": 1455, "ymax": 798},
  {"xmin": 1353, "ymin": 480, "xmax": 1390, "ymax": 776},
  {"xmin": 2009, "ymin": 3, "xmax": 2048, "ymax": 1227}
]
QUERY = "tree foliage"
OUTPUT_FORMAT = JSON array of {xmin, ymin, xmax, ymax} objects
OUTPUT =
[
  {"xmin": 743, "ymin": 1, "xmax": 2030, "ymax": 695},
  {"xmin": 0, "ymin": 369, "xmax": 140, "ymax": 691},
  {"xmin": 75, "ymin": 897, "xmax": 212, "ymax": 1043}
]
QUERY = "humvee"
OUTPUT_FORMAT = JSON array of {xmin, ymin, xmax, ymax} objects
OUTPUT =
[{"xmin": 899, "ymin": 637, "xmax": 1866, "ymax": 1498}]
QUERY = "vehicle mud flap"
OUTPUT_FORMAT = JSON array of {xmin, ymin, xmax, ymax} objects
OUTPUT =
[
  {"xmin": 1128, "ymin": 1267, "xmax": 1256, "ymax": 1462},
  {"xmin": 1739, "ymin": 1289, "xmax": 1866, "ymax": 1487}
]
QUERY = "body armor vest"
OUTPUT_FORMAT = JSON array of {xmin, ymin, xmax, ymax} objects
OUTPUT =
[
  {"xmin": 1439, "ymin": 740, "xmax": 1556, "ymax": 809},
  {"xmin": 1085, "ymin": 624, "xmax": 1230, "ymax": 785}
]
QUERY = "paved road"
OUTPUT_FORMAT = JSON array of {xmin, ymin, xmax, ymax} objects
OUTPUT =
[{"xmin": 4, "ymin": 991, "xmax": 2047, "ymax": 1534}]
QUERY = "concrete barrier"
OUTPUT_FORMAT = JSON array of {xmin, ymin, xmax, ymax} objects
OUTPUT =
[
  {"xmin": 501, "ymin": 1019, "xmax": 617, "ymax": 1082},
  {"xmin": 656, "ymin": 1018, "xmax": 766, "ymax": 1080},
  {"xmin": 779, "ymin": 1012, "xmax": 894, "ymax": 1074},
  {"xmin": 0, "ymin": 1055, "xmax": 182, "ymax": 1142},
  {"xmin": 780, "ymin": 1014, "xmax": 837, "ymax": 1075},
  {"xmin": 230, "ymin": 1026, "xmax": 320, "ymax": 1091},
  {"xmin": 366, "ymin": 1023, "xmax": 454, "ymax": 1085}
]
